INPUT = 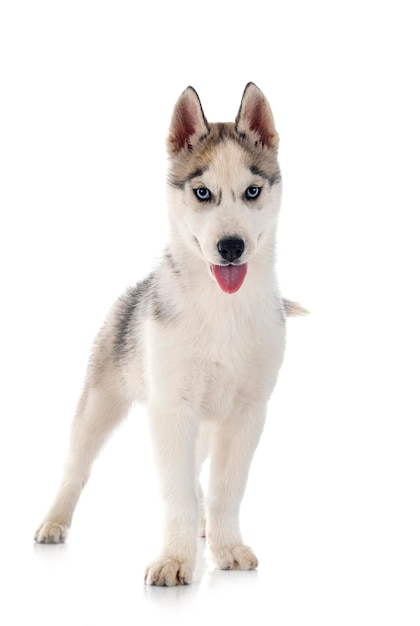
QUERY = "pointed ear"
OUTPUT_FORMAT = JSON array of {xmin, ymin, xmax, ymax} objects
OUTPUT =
[
  {"xmin": 167, "ymin": 87, "xmax": 209, "ymax": 156},
  {"xmin": 236, "ymin": 83, "xmax": 279, "ymax": 150}
]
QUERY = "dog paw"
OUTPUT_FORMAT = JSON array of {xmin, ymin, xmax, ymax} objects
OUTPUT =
[
  {"xmin": 211, "ymin": 544, "xmax": 258, "ymax": 571},
  {"xmin": 144, "ymin": 556, "xmax": 193, "ymax": 586},
  {"xmin": 34, "ymin": 521, "xmax": 69, "ymax": 544}
]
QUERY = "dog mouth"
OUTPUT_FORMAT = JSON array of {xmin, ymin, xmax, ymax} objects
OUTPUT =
[{"xmin": 210, "ymin": 263, "xmax": 248, "ymax": 294}]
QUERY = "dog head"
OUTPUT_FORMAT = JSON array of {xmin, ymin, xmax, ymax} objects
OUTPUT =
[{"xmin": 167, "ymin": 83, "xmax": 282, "ymax": 294}]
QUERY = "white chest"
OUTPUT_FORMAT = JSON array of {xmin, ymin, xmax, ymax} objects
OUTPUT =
[{"xmin": 145, "ymin": 298, "xmax": 286, "ymax": 419}]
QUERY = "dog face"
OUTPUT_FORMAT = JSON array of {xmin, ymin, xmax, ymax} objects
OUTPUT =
[{"xmin": 167, "ymin": 84, "xmax": 282, "ymax": 293}]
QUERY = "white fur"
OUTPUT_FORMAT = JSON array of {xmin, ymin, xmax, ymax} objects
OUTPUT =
[{"xmin": 34, "ymin": 84, "xmax": 289, "ymax": 586}]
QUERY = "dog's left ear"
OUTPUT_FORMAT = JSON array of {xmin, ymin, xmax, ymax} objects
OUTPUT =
[
  {"xmin": 236, "ymin": 83, "xmax": 279, "ymax": 150},
  {"xmin": 168, "ymin": 87, "xmax": 209, "ymax": 156}
]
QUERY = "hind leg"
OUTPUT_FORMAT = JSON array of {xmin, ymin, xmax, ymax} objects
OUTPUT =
[{"xmin": 34, "ymin": 379, "xmax": 131, "ymax": 543}]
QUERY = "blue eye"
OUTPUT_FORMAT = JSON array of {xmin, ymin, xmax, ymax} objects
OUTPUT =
[
  {"xmin": 194, "ymin": 187, "xmax": 211, "ymax": 202},
  {"xmin": 245, "ymin": 186, "xmax": 261, "ymax": 200}
]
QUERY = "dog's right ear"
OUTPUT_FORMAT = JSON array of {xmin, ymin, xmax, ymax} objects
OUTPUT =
[{"xmin": 167, "ymin": 87, "xmax": 209, "ymax": 156}]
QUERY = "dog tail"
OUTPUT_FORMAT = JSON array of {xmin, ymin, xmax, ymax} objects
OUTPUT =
[{"xmin": 283, "ymin": 299, "xmax": 309, "ymax": 317}]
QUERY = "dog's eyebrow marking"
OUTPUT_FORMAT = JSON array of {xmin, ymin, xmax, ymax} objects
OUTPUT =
[
  {"xmin": 169, "ymin": 166, "xmax": 208, "ymax": 189},
  {"xmin": 187, "ymin": 167, "xmax": 207, "ymax": 181},
  {"xmin": 249, "ymin": 165, "xmax": 281, "ymax": 186}
]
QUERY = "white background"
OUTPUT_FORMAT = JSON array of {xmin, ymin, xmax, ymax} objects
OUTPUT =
[{"xmin": 0, "ymin": 1, "xmax": 419, "ymax": 624}]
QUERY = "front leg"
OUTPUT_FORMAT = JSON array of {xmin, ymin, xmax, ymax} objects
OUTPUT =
[
  {"xmin": 206, "ymin": 403, "xmax": 266, "ymax": 571},
  {"xmin": 144, "ymin": 400, "xmax": 199, "ymax": 586}
]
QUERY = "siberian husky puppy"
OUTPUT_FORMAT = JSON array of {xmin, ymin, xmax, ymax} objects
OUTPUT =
[{"xmin": 34, "ymin": 83, "xmax": 305, "ymax": 586}]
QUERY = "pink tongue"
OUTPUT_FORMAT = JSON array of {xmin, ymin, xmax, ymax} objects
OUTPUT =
[{"xmin": 212, "ymin": 264, "xmax": 247, "ymax": 294}]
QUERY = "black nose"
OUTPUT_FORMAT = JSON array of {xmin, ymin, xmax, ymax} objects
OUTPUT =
[{"xmin": 217, "ymin": 238, "xmax": 245, "ymax": 262}]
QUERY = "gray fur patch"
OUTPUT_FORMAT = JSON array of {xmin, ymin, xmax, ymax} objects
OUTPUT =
[
  {"xmin": 249, "ymin": 164, "xmax": 281, "ymax": 186},
  {"xmin": 164, "ymin": 250, "xmax": 181, "ymax": 276},
  {"xmin": 113, "ymin": 267, "xmax": 178, "ymax": 360},
  {"xmin": 114, "ymin": 277, "xmax": 153, "ymax": 359}
]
